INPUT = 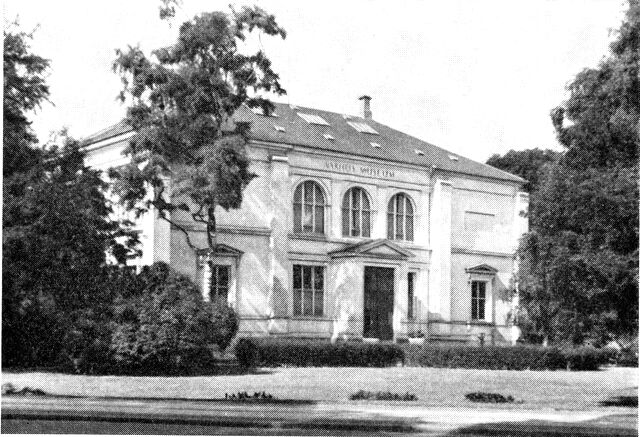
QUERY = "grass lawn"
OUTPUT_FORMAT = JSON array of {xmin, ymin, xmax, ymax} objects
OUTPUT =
[{"xmin": 2, "ymin": 367, "xmax": 636, "ymax": 411}]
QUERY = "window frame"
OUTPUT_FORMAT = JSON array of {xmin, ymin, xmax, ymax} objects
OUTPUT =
[
  {"xmin": 407, "ymin": 271, "xmax": 417, "ymax": 320},
  {"xmin": 293, "ymin": 180, "xmax": 326, "ymax": 235},
  {"xmin": 209, "ymin": 263, "xmax": 230, "ymax": 303},
  {"xmin": 342, "ymin": 186, "xmax": 372, "ymax": 238},
  {"xmin": 471, "ymin": 280, "xmax": 487, "ymax": 321},
  {"xmin": 292, "ymin": 264, "xmax": 325, "ymax": 317},
  {"xmin": 387, "ymin": 192, "xmax": 415, "ymax": 241}
]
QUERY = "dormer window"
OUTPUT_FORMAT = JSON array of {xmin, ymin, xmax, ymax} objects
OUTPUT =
[{"xmin": 347, "ymin": 121, "xmax": 379, "ymax": 135}]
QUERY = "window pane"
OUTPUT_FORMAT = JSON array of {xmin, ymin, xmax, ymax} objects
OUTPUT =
[
  {"xmin": 314, "ymin": 184, "xmax": 324, "ymax": 204},
  {"xmin": 218, "ymin": 266, "xmax": 229, "ymax": 285},
  {"xmin": 210, "ymin": 263, "xmax": 217, "ymax": 289},
  {"xmin": 362, "ymin": 211, "xmax": 370, "ymax": 237},
  {"xmin": 405, "ymin": 196, "xmax": 414, "ymax": 215},
  {"xmin": 396, "ymin": 195, "xmax": 404, "ymax": 214},
  {"xmin": 478, "ymin": 299, "xmax": 485, "ymax": 320},
  {"xmin": 362, "ymin": 190, "xmax": 370, "ymax": 210},
  {"xmin": 314, "ymin": 266, "xmax": 324, "ymax": 290},
  {"xmin": 302, "ymin": 266, "xmax": 312, "ymax": 289},
  {"xmin": 387, "ymin": 213, "xmax": 394, "ymax": 239},
  {"xmin": 352, "ymin": 189, "xmax": 360, "ymax": 209},
  {"xmin": 315, "ymin": 206, "xmax": 324, "ymax": 233},
  {"xmin": 342, "ymin": 208, "xmax": 349, "ymax": 236},
  {"xmin": 293, "ymin": 265, "xmax": 301, "ymax": 289},
  {"xmin": 314, "ymin": 291, "xmax": 324, "ymax": 316},
  {"xmin": 304, "ymin": 182, "xmax": 313, "ymax": 202},
  {"xmin": 406, "ymin": 215, "xmax": 414, "ymax": 241},
  {"xmin": 478, "ymin": 282, "xmax": 486, "ymax": 299},
  {"xmin": 293, "ymin": 185, "xmax": 302, "ymax": 203},
  {"xmin": 303, "ymin": 205, "xmax": 313, "ymax": 231},
  {"xmin": 293, "ymin": 288, "xmax": 302, "ymax": 315},
  {"xmin": 408, "ymin": 273, "xmax": 414, "ymax": 319},
  {"xmin": 303, "ymin": 290, "xmax": 313, "ymax": 315},
  {"xmin": 351, "ymin": 209, "xmax": 360, "ymax": 236},
  {"xmin": 293, "ymin": 204, "xmax": 302, "ymax": 232},
  {"xmin": 396, "ymin": 213, "xmax": 403, "ymax": 240}
]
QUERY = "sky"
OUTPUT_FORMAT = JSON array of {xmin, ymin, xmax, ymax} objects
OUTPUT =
[{"xmin": 3, "ymin": 0, "xmax": 628, "ymax": 162}]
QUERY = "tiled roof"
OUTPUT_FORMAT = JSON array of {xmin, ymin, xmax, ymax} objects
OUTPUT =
[{"xmin": 82, "ymin": 102, "xmax": 524, "ymax": 183}]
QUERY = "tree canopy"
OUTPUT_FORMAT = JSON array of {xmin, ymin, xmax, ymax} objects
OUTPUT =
[
  {"xmin": 110, "ymin": 5, "xmax": 286, "ymax": 254},
  {"xmin": 501, "ymin": 0, "xmax": 639, "ymax": 345}
]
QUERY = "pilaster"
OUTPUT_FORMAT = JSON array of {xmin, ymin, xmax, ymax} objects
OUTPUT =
[{"xmin": 428, "ymin": 179, "xmax": 452, "ymax": 320}]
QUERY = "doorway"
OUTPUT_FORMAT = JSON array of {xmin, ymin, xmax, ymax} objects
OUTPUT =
[{"xmin": 363, "ymin": 266, "xmax": 394, "ymax": 340}]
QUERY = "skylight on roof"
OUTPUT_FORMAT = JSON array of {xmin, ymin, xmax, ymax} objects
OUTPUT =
[
  {"xmin": 323, "ymin": 134, "xmax": 335, "ymax": 141},
  {"xmin": 415, "ymin": 149, "xmax": 425, "ymax": 156},
  {"xmin": 298, "ymin": 113, "xmax": 329, "ymax": 126},
  {"xmin": 347, "ymin": 121, "xmax": 379, "ymax": 135},
  {"xmin": 250, "ymin": 106, "xmax": 277, "ymax": 117},
  {"xmin": 273, "ymin": 125, "xmax": 286, "ymax": 132},
  {"xmin": 342, "ymin": 114, "xmax": 353, "ymax": 120},
  {"xmin": 370, "ymin": 142, "xmax": 381, "ymax": 148},
  {"xmin": 448, "ymin": 154, "xmax": 459, "ymax": 161}
]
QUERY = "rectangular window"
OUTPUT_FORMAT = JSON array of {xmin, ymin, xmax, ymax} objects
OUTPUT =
[
  {"xmin": 210, "ymin": 264, "xmax": 230, "ymax": 302},
  {"xmin": 293, "ymin": 265, "xmax": 325, "ymax": 317},
  {"xmin": 407, "ymin": 272, "xmax": 416, "ymax": 320},
  {"xmin": 471, "ymin": 281, "xmax": 486, "ymax": 320}
]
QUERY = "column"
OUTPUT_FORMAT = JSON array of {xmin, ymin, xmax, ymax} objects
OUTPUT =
[{"xmin": 428, "ymin": 179, "xmax": 452, "ymax": 320}]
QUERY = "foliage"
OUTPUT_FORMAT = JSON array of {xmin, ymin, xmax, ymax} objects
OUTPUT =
[
  {"xmin": 110, "ymin": 5, "xmax": 286, "ymax": 255},
  {"xmin": 2, "ymin": 135, "xmax": 138, "ymax": 367},
  {"xmin": 493, "ymin": 1, "xmax": 639, "ymax": 345},
  {"xmin": 465, "ymin": 392, "xmax": 515, "ymax": 403},
  {"xmin": 235, "ymin": 338, "xmax": 405, "ymax": 368},
  {"xmin": 109, "ymin": 263, "xmax": 238, "ymax": 375},
  {"xmin": 486, "ymin": 148, "xmax": 560, "ymax": 194},
  {"xmin": 350, "ymin": 390, "xmax": 418, "ymax": 401},
  {"xmin": 402, "ymin": 344, "xmax": 612, "ymax": 371},
  {"xmin": 3, "ymin": 24, "xmax": 49, "ymax": 177}
]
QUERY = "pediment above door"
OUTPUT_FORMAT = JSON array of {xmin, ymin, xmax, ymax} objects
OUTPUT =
[{"xmin": 329, "ymin": 239, "xmax": 414, "ymax": 260}]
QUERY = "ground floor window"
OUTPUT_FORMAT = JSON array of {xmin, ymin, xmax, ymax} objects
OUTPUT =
[
  {"xmin": 210, "ymin": 264, "xmax": 230, "ymax": 302},
  {"xmin": 293, "ymin": 264, "xmax": 324, "ymax": 316},
  {"xmin": 471, "ymin": 280, "xmax": 486, "ymax": 320},
  {"xmin": 407, "ymin": 272, "xmax": 416, "ymax": 320}
]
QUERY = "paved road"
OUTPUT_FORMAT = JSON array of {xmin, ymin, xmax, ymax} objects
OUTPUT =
[{"xmin": 2, "ymin": 395, "xmax": 637, "ymax": 435}]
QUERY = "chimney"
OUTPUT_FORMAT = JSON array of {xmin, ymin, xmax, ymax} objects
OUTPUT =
[{"xmin": 359, "ymin": 95, "xmax": 372, "ymax": 120}]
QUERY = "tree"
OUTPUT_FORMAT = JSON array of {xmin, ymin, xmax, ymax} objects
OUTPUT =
[
  {"xmin": 486, "ymin": 148, "xmax": 560, "ymax": 194},
  {"xmin": 2, "ymin": 26, "xmax": 139, "ymax": 366},
  {"xmin": 3, "ymin": 24, "xmax": 49, "ymax": 176},
  {"xmin": 514, "ymin": 0, "xmax": 639, "ymax": 345},
  {"xmin": 110, "ymin": 5, "xmax": 286, "ymax": 271}
]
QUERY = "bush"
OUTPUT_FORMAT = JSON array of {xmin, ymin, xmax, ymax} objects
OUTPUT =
[
  {"xmin": 235, "ymin": 338, "xmax": 404, "ymax": 368},
  {"xmin": 404, "ymin": 344, "xmax": 565, "ymax": 370},
  {"xmin": 350, "ymin": 390, "xmax": 417, "ymax": 401},
  {"xmin": 403, "ymin": 344, "xmax": 613, "ymax": 371},
  {"xmin": 108, "ymin": 263, "xmax": 238, "ymax": 374},
  {"xmin": 465, "ymin": 392, "xmax": 515, "ymax": 403}
]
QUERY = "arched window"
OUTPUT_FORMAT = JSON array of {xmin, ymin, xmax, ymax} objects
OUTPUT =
[
  {"xmin": 293, "ymin": 181, "xmax": 325, "ymax": 234},
  {"xmin": 387, "ymin": 193, "xmax": 414, "ymax": 241},
  {"xmin": 342, "ymin": 187, "xmax": 371, "ymax": 237}
]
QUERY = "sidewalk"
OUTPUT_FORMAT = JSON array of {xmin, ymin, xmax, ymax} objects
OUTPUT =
[{"xmin": 2, "ymin": 394, "xmax": 637, "ymax": 435}]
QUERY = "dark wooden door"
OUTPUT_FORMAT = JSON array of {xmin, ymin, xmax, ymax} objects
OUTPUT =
[{"xmin": 363, "ymin": 267, "xmax": 394, "ymax": 340}]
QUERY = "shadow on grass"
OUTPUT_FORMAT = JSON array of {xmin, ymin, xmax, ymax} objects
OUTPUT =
[
  {"xmin": 2, "ymin": 365, "xmax": 275, "ymax": 377},
  {"xmin": 599, "ymin": 396, "xmax": 638, "ymax": 407},
  {"xmin": 443, "ymin": 418, "xmax": 637, "ymax": 436}
]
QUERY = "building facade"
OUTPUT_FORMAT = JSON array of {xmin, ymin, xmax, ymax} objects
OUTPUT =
[{"xmin": 84, "ymin": 97, "xmax": 528, "ymax": 344}]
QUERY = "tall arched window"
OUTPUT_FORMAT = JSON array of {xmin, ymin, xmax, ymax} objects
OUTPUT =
[
  {"xmin": 387, "ymin": 193, "xmax": 414, "ymax": 241},
  {"xmin": 342, "ymin": 187, "xmax": 371, "ymax": 237},
  {"xmin": 293, "ymin": 181, "xmax": 325, "ymax": 234}
]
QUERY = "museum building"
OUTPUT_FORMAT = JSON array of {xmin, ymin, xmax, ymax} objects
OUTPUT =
[{"xmin": 83, "ymin": 96, "xmax": 529, "ymax": 344}]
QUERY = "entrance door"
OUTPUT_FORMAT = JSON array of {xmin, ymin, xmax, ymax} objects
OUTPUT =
[{"xmin": 363, "ymin": 267, "xmax": 394, "ymax": 340}]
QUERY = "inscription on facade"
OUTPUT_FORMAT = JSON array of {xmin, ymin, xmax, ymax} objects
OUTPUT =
[{"xmin": 324, "ymin": 161, "xmax": 395, "ymax": 179}]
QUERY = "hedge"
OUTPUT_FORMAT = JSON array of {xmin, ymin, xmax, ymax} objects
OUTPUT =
[
  {"xmin": 235, "ymin": 338, "xmax": 404, "ymax": 368},
  {"xmin": 403, "ymin": 344, "xmax": 614, "ymax": 371}
]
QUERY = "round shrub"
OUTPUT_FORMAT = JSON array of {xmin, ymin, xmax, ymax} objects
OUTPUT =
[{"xmin": 109, "ymin": 262, "xmax": 238, "ymax": 374}]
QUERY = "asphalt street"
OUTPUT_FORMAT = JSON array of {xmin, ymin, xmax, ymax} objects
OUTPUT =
[{"xmin": 2, "ymin": 395, "xmax": 637, "ymax": 436}]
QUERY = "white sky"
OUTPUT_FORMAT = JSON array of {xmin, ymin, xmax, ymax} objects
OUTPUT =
[{"xmin": 3, "ymin": 0, "xmax": 627, "ymax": 162}]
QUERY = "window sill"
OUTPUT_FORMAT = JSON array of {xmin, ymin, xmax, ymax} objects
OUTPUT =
[
  {"xmin": 289, "ymin": 233, "xmax": 327, "ymax": 242},
  {"xmin": 290, "ymin": 316, "xmax": 329, "ymax": 321},
  {"xmin": 469, "ymin": 320, "xmax": 495, "ymax": 326}
]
